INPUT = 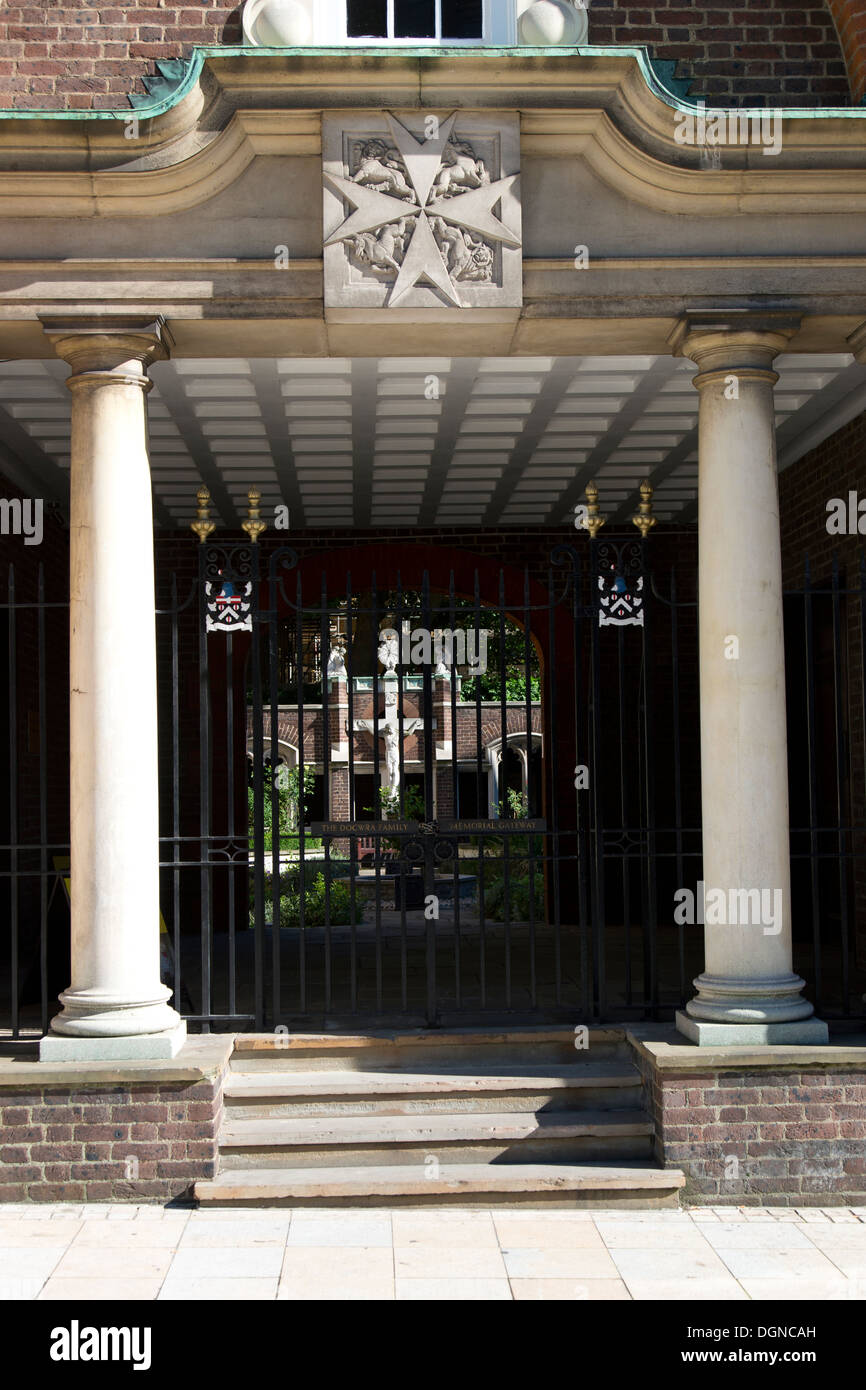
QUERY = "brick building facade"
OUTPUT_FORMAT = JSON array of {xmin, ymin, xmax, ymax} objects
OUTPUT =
[
  {"xmin": 1, "ymin": 17, "xmax": 865, "ymax": 1208},
  {"xmin": 0, "ymin": 0, "xmax": 857, "ymax": 111}
]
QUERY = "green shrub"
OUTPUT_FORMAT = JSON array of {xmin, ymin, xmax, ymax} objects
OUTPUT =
[
  {"xmin": 250, "ymin": 871, "xmax": 352, "ymax": 929},
  {"xmin": 483, "ymin": 875, "xmax": 534, "ymax": 923}
]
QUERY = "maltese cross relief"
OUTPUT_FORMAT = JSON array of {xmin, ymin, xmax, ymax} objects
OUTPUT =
[{"xmin": 323, "ymin": 112, "xmax": 522, "ymax": 311}]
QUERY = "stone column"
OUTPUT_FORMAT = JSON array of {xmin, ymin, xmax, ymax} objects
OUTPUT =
[
  {"xmin": 39, "ymin": 317, "xmax": 185, "ymax": 1060},
  {"xmin": 671, "ymin": 313, "xmax": 827, "ymax": 1045}
]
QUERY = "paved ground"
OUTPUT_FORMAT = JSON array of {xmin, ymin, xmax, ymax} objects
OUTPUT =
[{"xmin": 2, "ymin": 1205, "xmax": 866, "ymax": 1300}]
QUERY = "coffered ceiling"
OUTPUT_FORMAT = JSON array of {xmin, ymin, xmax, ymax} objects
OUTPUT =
[{"xmin": 0, "ymin": 353, "xmax": 862, "ymax": 531}]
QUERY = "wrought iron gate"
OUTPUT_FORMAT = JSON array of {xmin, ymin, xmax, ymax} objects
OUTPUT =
[
  {"xmin": 156, "ymin": 530, "xmax": 709, "ymax": 1030},
  {"xmin": 3, "ymin": 541, "xmax": 865, "ymax": 1037}
]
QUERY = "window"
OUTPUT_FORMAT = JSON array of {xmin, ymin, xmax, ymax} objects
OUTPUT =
[{"xmin": 347, "ymin": 0, "xmax": 484, "ymax": 41}]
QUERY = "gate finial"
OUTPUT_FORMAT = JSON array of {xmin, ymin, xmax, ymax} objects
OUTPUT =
[
  {"xmin": 191, "ymin": 485, "xmax": 216, "ymax": 544},
  {"xmin": 632, "ymin": 479, "xmax": 657, "ymax": 539},
  {"xmin": 583, "ymin": 480, "xmax": 606, "ymax": 539},
  {"xmin": 242, "ymin": 487, "xmax": 267, "ymax": 544}
]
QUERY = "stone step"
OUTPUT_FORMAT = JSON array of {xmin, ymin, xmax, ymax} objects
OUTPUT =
[
  {"xmin": 196, "ymin": 1162, "xmax": 685, "ymax": 1209},
  {"xmin": 218, "ymin": 1108, "xmax": 654, "ymax": 1168},
  {"xmin": 230, "ymin": 1027, "xmax": 626, "ymax": 1073},
  {"xmin": 224, "ymin": 1065, "xmax": 644, "ymax": 1117}
]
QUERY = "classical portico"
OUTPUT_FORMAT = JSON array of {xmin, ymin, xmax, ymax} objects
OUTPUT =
[{"xmin": 0, "ymin": 46, "xmax": 864, "ymax": 1068}]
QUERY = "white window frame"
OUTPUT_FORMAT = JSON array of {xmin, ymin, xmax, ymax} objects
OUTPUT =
[{"xmin": 332, "ymin": 0, "xmax": 515, "ymax": 46}]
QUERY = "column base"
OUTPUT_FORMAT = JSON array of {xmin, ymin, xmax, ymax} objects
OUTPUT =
[
  {"xmin": 675, "ymin": 1011, "xmax": 829, "ymax": 1047},
  {"xmin": 40, "ymin": 1021, "xmax": 187, "ymax": 1062},
  {"xmin": 48, "ymin": 986, "xmax": 182, "ymax": 1040},
  {"xmin": 684, "ymin": 971, "xmax": 816, "ymax": 1024}
]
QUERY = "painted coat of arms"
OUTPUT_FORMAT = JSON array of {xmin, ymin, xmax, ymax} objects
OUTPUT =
[
  {"xmin": 206, "ymin": 573, "xmax": 253, "ymax": 633},
  {"xmin": 597, "ymin": 543, "xmax": 646, "ymax": 629},
  {"xmin": 323, "ymin": 112, "xmax": 522, "ymax": 310}
]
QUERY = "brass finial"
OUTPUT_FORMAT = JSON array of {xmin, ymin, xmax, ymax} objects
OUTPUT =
[
  {"xmin": 582, "ymin": 480, "xmax": 606, "ymax": 540},
  {"xmin": 632, "ymin": 479, "xmax": 657, "ymax": 540},
  {"xmin": 191, "ymin": 485, "xmax": 215, "ymax": 544},
  {"xmin": 242, "ymin": 487, "xmax": 267, "ymax": 544}
]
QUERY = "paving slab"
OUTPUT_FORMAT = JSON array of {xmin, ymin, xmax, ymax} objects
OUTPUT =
[
  {"xmin": 510, "ymin": 1277, "xmax": 631, "ymax": 1300},
  {"xmin": 279, "ymin": 1277, "xmax": 395, "ymax": 1300},
  {"xmin": 595, "ymin": 1220, "xmax": 715, "ymax": 1250},
  {"xmin": 700, "ymin": 1222, "xmax": 816, "ymax": 1251},
  {"xmin": 286, "ymin": 1213, "xmax": 393, "ymax": 1247},
  {"xmin": 71, "ymin": 1222, "xmax": 185, "ymax": 1249},
  {"xmin": 625, "ymin": 1277, "xmax": 749, "ymax": 1301},
  {"xmin": 178, "ymin": 1219, "xmax": 290, "ymax": 1248},
  {"xmin": 52, "ymin": 1246, "xmax": 174, "ymax": 1280},
  {"xmin": 0, "ymin": 1276, "xmax": 52, "ymax": 1299},
  {"xmin": 39, "ymin": 1278, "xmax": 166, "ymax": 1301},
  {"xmin": 168, "ymin": 1246, "xmax": 285, "ymax": 1279},
  {"xmin": 738, "ymin": 1276, "xmax": 856, "ymax": 1300},
  {"xmin": 159, "ymin": 1277, "xmax": 278, "ymax": 1300},
  {"xmin": 394, "ymin": 1244, "xmax": 506, "ymax": 1279},
  {"xmin": 502, "ymin": 1247, "xmax": 621, "ymax": 1279},
  {"xmin": 609, "ymin": 1247, "xmax": 733, "ymax": 1281},
  {"xmin": 0, "ymin": 1246, "xmax": 68, "ymax": 1280},
  {"xmin": 281, "ymin": 1247, "xmax": 394, "ymax": 1280},
  {"xmin": 392, "ymin": 1211, "xmax": 499, "ymax": 1248},
  {"xmin": 493, "ymin": 1215, "xmax": 606, "ymax": 1249},
  {"xmin": 396, "ymin": 1278, "xmax": 511, "ymax": 1300},
  {"xmin": 798, "ymin": 1225, "xmax": 866, "ymax": 1250},
  {"xmin": 714, "ymin": 1247, "xmax": 849, "ymax": 1280},
  {"xmin": 0, "ymin": 1220, "xmax": 82, "ymax": 1245}
]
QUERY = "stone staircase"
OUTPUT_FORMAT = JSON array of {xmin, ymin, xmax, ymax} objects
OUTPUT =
[{"xmin": 194, "ymin": 1027, "xmax": 685, "ymax": 1208}]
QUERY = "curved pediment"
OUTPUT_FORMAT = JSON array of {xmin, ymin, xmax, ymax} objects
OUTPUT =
[{"xmin": 0, "ymin": 48, "xmax": 865, "ymax": 219}]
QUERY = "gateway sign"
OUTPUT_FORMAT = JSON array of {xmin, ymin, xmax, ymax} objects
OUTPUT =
[{"xmin": 323, "ymin": 111, "xmax": 522, "ymax": 310}]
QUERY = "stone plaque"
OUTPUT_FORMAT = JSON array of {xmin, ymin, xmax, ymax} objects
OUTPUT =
[{"xmin": 323, "ymin": 111, "xmax": 522, "ymax": 311}]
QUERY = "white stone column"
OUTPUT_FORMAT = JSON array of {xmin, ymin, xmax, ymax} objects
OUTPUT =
[
  {"xmin": 39, "ymin": 317, "xmax": 185, "ymax": 1060},
  {"xmin": 671, "ymin": 314, "xmax": 827, "ymax": 1045}
]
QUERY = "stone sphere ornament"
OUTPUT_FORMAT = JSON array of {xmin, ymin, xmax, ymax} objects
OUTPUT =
[
  {"xmin": 518, "ymin": 0, "xmax": 588, "ymax": 46},
  {"xmin": 242, "ymin": 0, "xmax": 313, "ymax": 48}
]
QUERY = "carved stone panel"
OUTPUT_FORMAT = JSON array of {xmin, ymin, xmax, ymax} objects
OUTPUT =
[{"xmin": 323, "ymin": 111, "xmax": 522, "ymax": 311}]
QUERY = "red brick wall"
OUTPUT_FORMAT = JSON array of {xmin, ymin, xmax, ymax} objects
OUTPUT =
[
  {"xmin": 826, "ymin": 0, "xmax": 866, "ymax": 100},
  {"xmin": 589, "ymin": 0, "xmax": 852, "ymax": 106},
  {"xmin": 637, "ymin": 1050, "xmax": 866, "ymax": 1204},
  {"xmin": 256, "ymin": 700, "xmax": 542, "ymax": 765},
  {"xmin": 0, "ymin": 1, "xmax": 853, "ymax": 112},
  {"xmin": 0, "ymin": 1074, "xmax": 223, "ymax": 1202}
]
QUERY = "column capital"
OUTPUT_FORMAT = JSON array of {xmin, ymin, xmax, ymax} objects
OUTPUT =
[
  {"xmin": 847, "ymin": 321, "xmax": 866, "ymax": 362},
  {"xmin": 669, "ymin": 311, "xmax": 800, "ymax": 383},
  {"xmin": 39, "ymin": 314, "xmax": 173, "ymax": 377}
]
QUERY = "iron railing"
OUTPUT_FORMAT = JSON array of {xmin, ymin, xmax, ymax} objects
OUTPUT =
[{"xmin": 2, "ymin": 544, "xmax": 865, "ymax": 1034}]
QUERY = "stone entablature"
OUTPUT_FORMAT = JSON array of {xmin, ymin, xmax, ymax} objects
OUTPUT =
[{"xmin": 0, "ymin": 51, "xmax": 865, "ymax": 364}]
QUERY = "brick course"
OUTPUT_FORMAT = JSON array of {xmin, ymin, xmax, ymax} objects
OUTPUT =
[
  {"xmin": 636, "ymin": 1047, "xmax": 866, "ymax": 1204},
  {"xmin": 589, "ymin": 0, "xmax": 851, "ymax": 106},
  {"xmin": 0, "ymin": 1064, "xmax": 226, "ymax": 1203}
]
